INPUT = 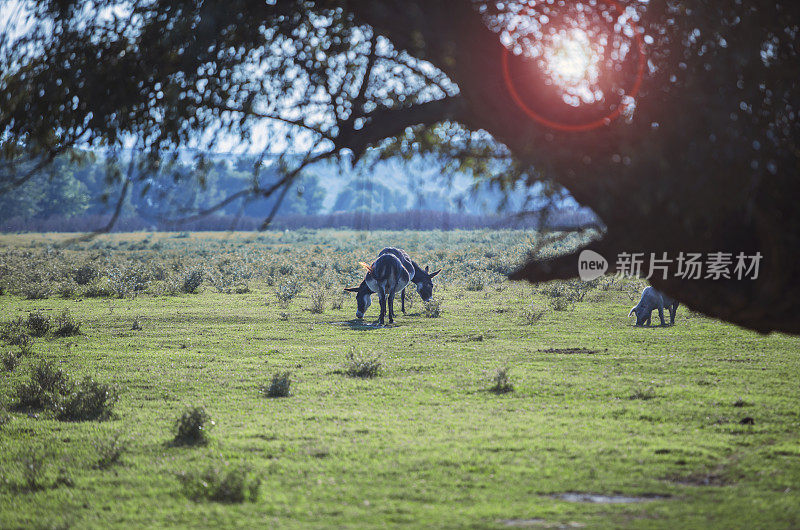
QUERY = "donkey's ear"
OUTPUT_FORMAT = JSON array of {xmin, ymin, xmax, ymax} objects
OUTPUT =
[
  {"xmin": 425, "ymin": 265, "xmax": 429, "ymax": 273},
  {"xmin": 429, "ymin": 268, "xmax": 442, "ymax": 278},
  {"xmin": 344, "ymin": 287, "xmax": 360, "ymax": 293}
]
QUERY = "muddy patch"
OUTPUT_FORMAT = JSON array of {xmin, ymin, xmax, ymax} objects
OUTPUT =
[
  {"xmin": 538, "ymin": 348, "xmax": 606, "ymax": 355},
  {"xmin": 553, "ymin": 492, "xmax": 667, "ymax": 503}
]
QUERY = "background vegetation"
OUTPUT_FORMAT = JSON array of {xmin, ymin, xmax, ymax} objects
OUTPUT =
[{"xmin": 0, "ymin": 230, "xmax": 798, "ymax": 528}]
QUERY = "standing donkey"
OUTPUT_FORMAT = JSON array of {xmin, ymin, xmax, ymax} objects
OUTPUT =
[
  {"xmin": 377, "ymin": 247, "xmax": 441, "ymax": 313},
  {"xmin": 347, "ymin": 253, "xmax": 411, "ymax": 325},
  {"xmin": 344, "ymin": 248, "xmax": 442, "ymax": 322}
]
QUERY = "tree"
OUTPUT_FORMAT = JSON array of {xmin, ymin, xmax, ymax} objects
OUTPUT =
[{"xmin": 0, "ymin": 1, "xmax": 798, "ymax": 334}]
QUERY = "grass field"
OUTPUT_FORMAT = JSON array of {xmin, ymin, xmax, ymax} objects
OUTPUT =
[{"xmin": 1, "ymin": 230, "xmax": 799, "ymax": 529}]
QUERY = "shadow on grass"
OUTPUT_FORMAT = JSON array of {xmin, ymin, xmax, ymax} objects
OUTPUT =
[{"xmin": 328, "ymin": 319, "xmax": 403, "ymax": 331}]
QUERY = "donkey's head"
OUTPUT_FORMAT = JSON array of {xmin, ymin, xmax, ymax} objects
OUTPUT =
[
  {"xmin": 628, "ymin": 304, "xmax": 646, "ymax": 326},
  {"xmin": 414, "ymin": 265, "xmax": 441, "ymax": 301},
  {"xmin": 344, "ymin": 281, "xmax": 372, "ymax": 319}
]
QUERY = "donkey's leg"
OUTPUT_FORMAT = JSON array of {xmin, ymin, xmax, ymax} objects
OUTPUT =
[
  {"xmin": 401, "ymin": 288, "xmax": 406, "ymax": 314},
  {"xmin": 388, "ymin": 287, "xmax": 397, "ymax": 323},
  {"xmin": 377, "ymin": 285, "xmax": 387, "ymax": 325}
]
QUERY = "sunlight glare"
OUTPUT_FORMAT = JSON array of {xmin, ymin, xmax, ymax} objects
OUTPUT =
[{"xmin": 543, "ymin": 29, "xmax": 601, "ymax": 104}]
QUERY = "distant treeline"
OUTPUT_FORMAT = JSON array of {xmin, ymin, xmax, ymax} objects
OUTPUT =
[{"xmin": 1, "ymin": 209, "xmax": 598, "ymax": 233}]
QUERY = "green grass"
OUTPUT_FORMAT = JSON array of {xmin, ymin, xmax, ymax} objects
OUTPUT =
[{"xmin": 0, "ymin": 230, "xmax": 799, "ymax": 528}]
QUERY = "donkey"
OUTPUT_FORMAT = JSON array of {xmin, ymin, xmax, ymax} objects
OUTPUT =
[
  {"xmin": 345, "ymin": 253, "xmax": 411, "ymax": 325},
  {"xmin": 629, "ymin": 286, "xmax": 679, "ymax": 326},
  {"xmin": 377, "ymin": 247, "xmax": 441, "ymax": 313}
]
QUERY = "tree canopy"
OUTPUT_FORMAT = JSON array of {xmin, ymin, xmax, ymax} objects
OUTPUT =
[{"xmin": 1, "ymin": 1, "xmax": 798, "ymax": 334}]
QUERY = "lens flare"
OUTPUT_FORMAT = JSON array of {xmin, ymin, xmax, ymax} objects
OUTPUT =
[{"xmin": 546, "ymin": 30, "xmax": 597, "ymax": 85}]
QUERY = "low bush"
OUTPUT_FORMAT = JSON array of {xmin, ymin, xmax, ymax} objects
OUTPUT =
[
  {"xmin": 0, "ymin": 319, "xmax": 33, "ymax": 348},
  {"xmin": 178, "ymin": 464, "xmax": 261, "ymax": 503},
  {"xmin": 2, "ymin": 351, "xmax": 20, "ymax": 372},
  {"xmin": 260, "ymin": 372, "xmax": 292, "ymax": 398},
  {"xmin": 13, "ymin": 363, "xmax": 118, "ymax": 421},
  {"xmin": 18, "ymin": 447, "xmax": 49, "ymax": 492},
  {"xmin": 26, "ymin": 311, "xmax": 51, "ymax": 337},
  {"xmin": 423, "ymin": 298, "xmax": 443, "ymax": 318},
  {"xmin": 15, "ymin": 361, "xmax": 71, "ymax": 411},
  {"xmin": 94, "ymin": 433, "xmax": 128, "ymax": 469},
  {"xmin": 344, "ymin": 348, "xmax": 381, "ymax": 378},
  {"xmin": 181, "ymin": 269, "xmax": 204, "ymax": 294},
  {"xmin": 276, "ymin": 280, "xmax": 302, "ymax": 304},
  {"xmin": 521, "ymin": 304, "xmax": 546, "ymax": 325},
  {"xmin": 53, "ymin": 310, "xmax": 81, "ymax": 337},
  {"xmin": 630, "ymin": 386, "xmax": 657, "ymax": 400},
  {"xmin": 465, "ymin": 275, "xmax": 485, "ymax": 291},
  {"xmin": 308, "ymin": 291, "xmax": 326, "ymax": 314},
  {"xmin": 73, "ymin": 264, "xmax": 99, "ymax": 285},
  {"xmin": 56, "ymin": 377, "xmax": 119, "ymax": 421},
  {"xmin": 173, "ymin": 406, "xmax": 215, "ymax": 446},
  {"xmin": 22, "ymin": 283, "xmax": 51, "ymax": 300},
  {"xmin": 488, "ymin": 367, "xmax": 513, "ymax": 394}
]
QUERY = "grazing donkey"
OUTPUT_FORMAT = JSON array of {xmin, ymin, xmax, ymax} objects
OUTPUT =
[
  {"xmin": 629, "ymin": 286, "xmax": 679, "ymax": 326},
  {"xmin": 346, "ymin": 253, "xmax": 411, "ymax": 325},
  {"xmin": 344, "ymin": 247, "xmax": 442, "ymax": 321},
  {"xmin": 377, "ymin": 247, "xmax": 441, "ymax": 312}
]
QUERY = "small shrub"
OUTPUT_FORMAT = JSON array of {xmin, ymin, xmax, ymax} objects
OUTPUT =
[
  {"xmin": 630, "ymin": 386, "xmax": 656, "ymax": 400},
  {"xmin": 278, "ymin": 264, "xmax": 294, "ymax": 276},
  {"xmin": 19, "ymin": 447, "xmax": 49, "ymax": 492},
  {"xmin": 181, "ymin": 269, "xmax": 204, "ymax": 294},
  {"xmin": 521, "ymin": 304, "xmax": 546, "ymax": 325},
  {"xmin": 260, "ymin": 372, "xmax": 291, "ymax": 398},
  {"xmin": 83, "ymin": 280, "xmax": 114, "ymax": 298},
  {"xmin": 26, "ymin": 311, "xmax": 51, "ymax": 337},
  {"xmin": 173, "ymin": 406, "xmax": 215, "ymax": 446},
  {"xmin": 107, "ymin": 264, "xmax": 150, "ymax": 298},
  {"xmin": 22, "ymin": 283, "xmax": 51, "ymax": 300},
  {"xmin": 548, "ymin": 297, "xmax": 574, "ymax": 311},
  {"xmin": 56, "ymin": 377, "xmax": 119, "ymax": 421},
  {"xmin": 331, "ymin": 294, "xmax": 344, "ymax": 310},
  {"xmin": 423, "ymin": 297, "xmax": 442, "ymax": 318},
  {"xmin": 276, "ymin": 280, "xmax": 301, "ymax": 304},
  {"xmin": 278, "ymin": 312, "xmax": 290, "ymax": 322},
  {"xmin": 465, "ymin": 275, "xmax": 485, "ymax": 291},
  {"xmin": 0, "ymin": 319, "xmax": 33, "ymax": 348},
  {"xmin": 344, "ymin": 348, "xmax": 381, "ymax": 378},
  {"xmin": 94, "ymin": 433, "xmax": 128, "ymax": 469},
  {"xmin": 73, "ymin": 264, "xmax": 99, "ymax": 285},
  {"xmin": 57, "ymin": 281, "xmax": 77, "ymax": 299},
  {"xmin": 308, "ymin": 291, "xmax": 326, "ymax": 314},
  {"xmin": 131, "ymin": 318, "xmax": 142, "ymax": 330},
  {"xmin": 178, "ymin": 464, "xmax": 261, "ymax": 503},
  {"xmin": 0, "ymin": 410, "xmax": 10, "ymax": 427},
  {"xmin": 2, "ymin": 351, "xmax": 20, "ymax": 372},
  {"xmin": 488, "ymin": 367, "xmax": 513, "ymax": 394},
  {"xmin": 403, "ymin": 288, "xmax": 415, "ymax": 311},
  {"xmin": 53, "ymin": 310, "xmax": 81, "ymax": 337},
  {"xmin": 15, "ymin": 361, "xmax": 70, "ymax": 411}
]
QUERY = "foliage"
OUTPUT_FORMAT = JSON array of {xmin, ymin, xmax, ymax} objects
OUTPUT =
[
  {"xmin": 173, "ymin": 407, "xmax": 215, "ymax": 446},
  {"xmin": 25, "ymin": 312, "xmax": 51, "ymax": 337},
  {"xmin": 488, "ymin": 367, "xmax": 513, "ymax": 394},
  {"xmin": 178, "ymin": 465, "xmax": 261, "ymax": 503},
  {"xmin": 344, "ymin": 348, "xmax": 382, "ymax": 378},
  {"xmin": 94, "ymin": 433, "xmax": 128, "ymax": 469},
  {"xmin": 181, "ymin": 269, "xmax": 204, "ymax": 294},
  {"xmin": 55, "ymin": 377, "xmax": 119, "ymax": 421},
  {"xmin": 13, "ymin": 362, "xmax": 117, "ymax": 421},
  {"xmin": 260, "ymin": 372, "xmax": 292, "ymax": 398},
  {"xmin": 53, "ymin": 310, "xmax": 81, "ymax": 337},
  {"xmin": 275, "ymin": 280, "xmax": 302, "ymax": 304},
  {"xmin": 423, "ymin": 297, "xmax": 443, "ymax": 318}
]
